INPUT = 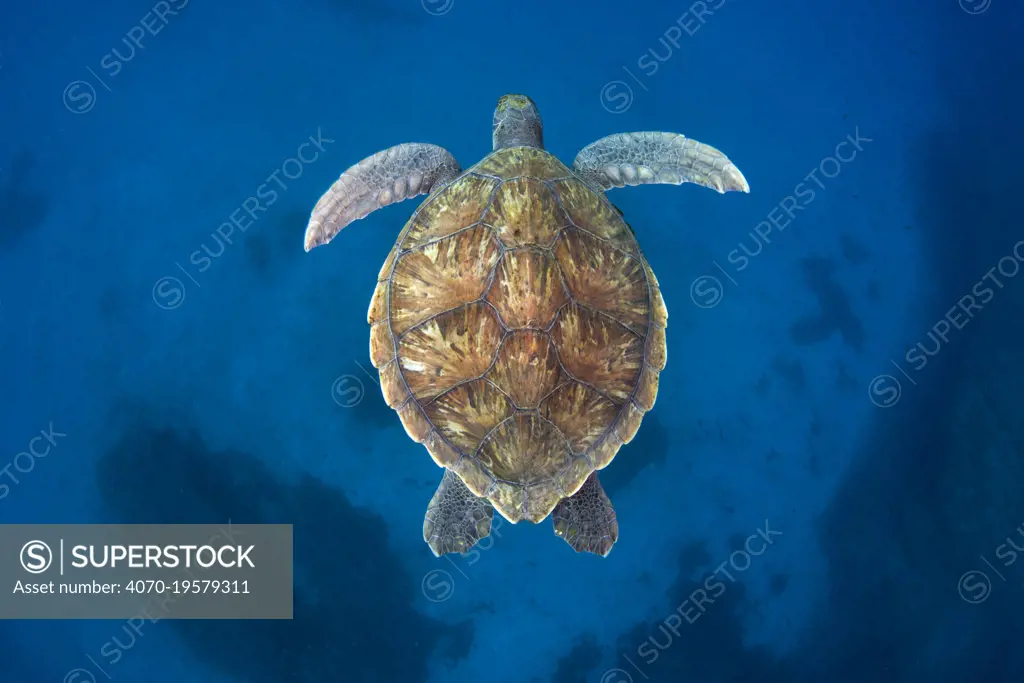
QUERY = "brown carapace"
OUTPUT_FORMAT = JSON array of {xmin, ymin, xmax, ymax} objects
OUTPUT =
[
  {"xmin": 370, "ymin": 147, "xmax": 666, "ymax": 534},
  {"xmin": 305, "ymin": 94, "xmax": 748, "ymax": 557}
]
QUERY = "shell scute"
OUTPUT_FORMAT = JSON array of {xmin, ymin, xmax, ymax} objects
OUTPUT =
[
  {"xmin": 554, "ymin": 227, "xmax": 649, "ymax": 335},
  {"xmin": 397, "ymin": 302, "xmax": 504, "ymax": 402},
  {"xmin": 482, "ymin": 178, "xmax": 567, "ymax": 248},
  {"xmin": 401, "ymin": 174, "xmax": 498, "ymax": 250},
  {"xmin": 486, "ymin": 249, "xmax": 567, "ymax": 328},
  {"xmin": 368, "ymin": 147, "xmax": 667, "ymax": 524},
  {"xmin": 389, "ymin": 225, "xmax": 501, "ymax": 335},
  {"xmin": 474, "ymin": 146, "xmax": 572, "ymax": 179},
  {"xmin": 550, "ymin": 178, "xmax": 639, "ymax": 254},
  {"xmin": 550, "ymin": 303, "xmax": 645, "ymax": 404},
  {"xmin": 425, "ymin": 379, "xmax": 515, "ymax": 454},
  {"xmin": 486, "ymin": 331, "xmax": 562, "ymax": 409},
  {"xmin": 540, "ymin": 382, "xmax": 619, "ymax": 454}
]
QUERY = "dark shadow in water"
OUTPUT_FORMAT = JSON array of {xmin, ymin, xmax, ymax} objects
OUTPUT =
[
  {"xmin": 550, "ymin": 633, "xmax": 603, "ymax": 683},
  {"xmin": 789, "ymin": 257, "xmax": 864, "ymax": 352},
  {"xmin": 347, "ymin": 374, "xmax": 402, "ymax": 431},
  {"xmin": 589, "ymin": 13, "xmax": 1024, "ymax": 683},
  {"xmin": 244, "ymin": 207, "xmax": 309, "ymax": 278},
  {"xmin": 838, "ymin": 232, "xmax": 869, "ymax": 265},
  {"xmin": 93, "ymin": 410, "xmax": 472, "ymax": 683},
  {"xmin": 771, "ymin": 356, "xmax": 806, "ymax": 395},
  {"xmin": 788, "ymin": 13, "xmax": 1024, "ymax": 683},
  {"xmin": 0, "ymin": 150, "xmax": 49, "ymax": 249},
  {"xmin": 607, "ymin": 543, "xmax": 798, "ymax": 683},
  {"xmin": 602, "ymin": 415, "xmax": 671, "ymax": 499}
]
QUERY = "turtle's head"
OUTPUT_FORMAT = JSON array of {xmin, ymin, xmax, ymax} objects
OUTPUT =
[{"xmin": 492, "ymin": 94, "xmax": 543, "ymax": 151}]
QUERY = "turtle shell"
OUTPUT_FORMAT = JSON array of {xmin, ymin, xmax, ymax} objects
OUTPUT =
[{"xmin": 367, "ymin": 146, "xmax": 667, "ymax": 524}]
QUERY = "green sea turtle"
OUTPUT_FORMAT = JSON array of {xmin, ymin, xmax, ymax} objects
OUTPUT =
[{"xmin": 305, "ymin": 94, "xmax": 747, "ymax": 556}]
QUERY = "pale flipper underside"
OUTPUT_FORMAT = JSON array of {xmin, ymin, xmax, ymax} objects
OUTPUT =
[
  {"xmin": 304, "ymin": 143, "xmax": 460, "ymax": 251},
  {"xmin": 573, "ymin": 132, "xmax": 748, "ymax": 194}
]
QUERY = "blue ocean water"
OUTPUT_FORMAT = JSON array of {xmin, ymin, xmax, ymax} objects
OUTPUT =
[{"xmin": 1, "ymin": 0, "xmax": 1022, "ymax": 680}]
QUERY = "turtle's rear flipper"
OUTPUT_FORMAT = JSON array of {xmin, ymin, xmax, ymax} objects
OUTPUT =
[
  {"xmin": 552, "ymin": 472, "xmax": 619, "ymax": 557},
  {"xmin": 423, "ymin": 469, "xmax": 494, "ymax": 557},
  {"xmin": 573, "ymin": 132, "xmax": 748, "ymax": 194},
  {"xmin": 304, "ymin": 143, "xmax": 461, "ymax": 251}
]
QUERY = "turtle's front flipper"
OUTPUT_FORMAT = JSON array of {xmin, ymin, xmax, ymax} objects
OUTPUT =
[
  {"xmin": 573, "ymin": 132, "xmax": 748, "ymax": 194},
  {"xmin": 552, "ymin": 472, "xmax": 619, "ymax": 557},
  {"xmin": 304, "ymin": 143, "xmax": 461, "ymax": 251},
  {"xmin": 423, "ymin": 469, "xmax": 494, "ymax": 557}
]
